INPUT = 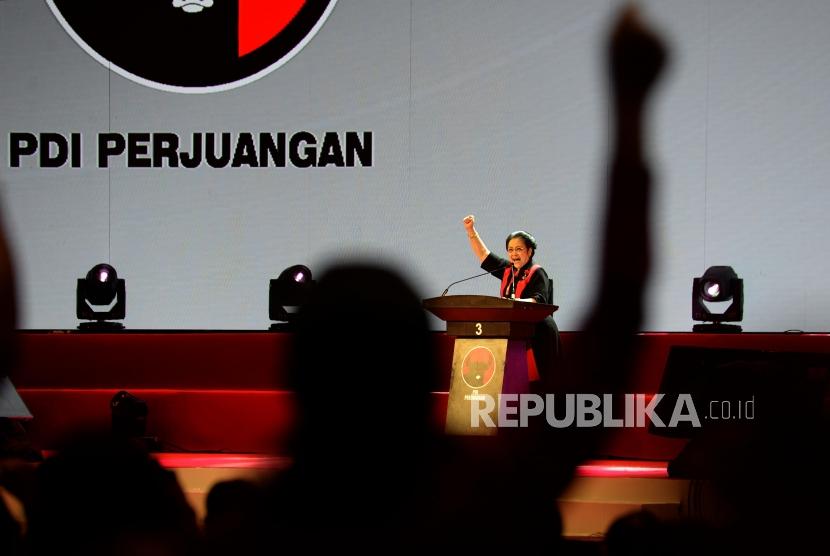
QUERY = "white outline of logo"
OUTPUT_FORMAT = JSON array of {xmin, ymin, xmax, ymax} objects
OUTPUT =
[
  {"xmin": 45, "ymin": 0, "xmax": 339, "ymax": 94},
  {"xmin": 172, "ymin": 0, "xmax": 215, "ymax": 14},
  {"xmin": 461, "ymin": 346, "xmax": 497, "ymax": 389}
]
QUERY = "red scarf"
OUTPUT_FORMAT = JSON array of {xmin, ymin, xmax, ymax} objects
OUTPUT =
[
  {"xmin": 499, "ymin": 264, "xmax": 543, "ymax": 382},
  {"xmin": 499, "ymin": 264, "xmax": 541, "ymax": 299}
]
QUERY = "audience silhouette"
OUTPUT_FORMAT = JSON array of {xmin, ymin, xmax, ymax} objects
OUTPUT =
[
  {"xmin": 1, "ymin": 179, "xmax": 24, "ymax": 555},
  {"xmin": 24, "ymin": 431, "xmax": 201, "ymax": 556},
  {"xmin": 240, "ymin": 263, "xmax": 439, "ymax": 554},
  {"xmin": 0, "ymin": 192, "xmax": 15, "ymax": 382}
]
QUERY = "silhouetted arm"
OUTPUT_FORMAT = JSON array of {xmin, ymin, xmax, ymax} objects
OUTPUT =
[
  {"xmin": 540, "ymin": 6, "xmax": 668, "ymax": 488},
  {"xmin": 0, "ymin": 206, "xmax": 16, "ymax": 378}
]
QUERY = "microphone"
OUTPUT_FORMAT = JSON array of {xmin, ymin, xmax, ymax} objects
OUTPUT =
[{"xmin": 441, "ymin": 262, "xmax": 511, "ymax": 296}]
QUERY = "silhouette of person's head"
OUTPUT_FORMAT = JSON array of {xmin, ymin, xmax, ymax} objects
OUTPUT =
[
  {"xmin": 289, "ymin": 263, "xmax": 436, "ymax": 455},
  {"xmin": 277, "ymin": 263, "xmax": 439, "ymax": 546},
  {"xmin": 25, "ymin": 431, "xmax": 199, "ymax": 556},
  {"xmin": 203, "ymin": 479, "xmax": 263, "ymax": 556}
]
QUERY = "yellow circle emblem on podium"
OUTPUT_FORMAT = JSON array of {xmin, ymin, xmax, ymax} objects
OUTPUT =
[{"xmin": 461, "ymin": 346, "xmax": 496, "ymax": 389}]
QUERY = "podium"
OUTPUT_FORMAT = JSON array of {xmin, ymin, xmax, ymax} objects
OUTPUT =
[{"xmin": 423, "ymin": 295, "xmax": 557, "ymax": 435}]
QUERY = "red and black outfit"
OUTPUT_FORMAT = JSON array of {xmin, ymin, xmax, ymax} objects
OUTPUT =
[{"xmin": 481, "ymin": 253, "xmax": 560, "ymax": 383}]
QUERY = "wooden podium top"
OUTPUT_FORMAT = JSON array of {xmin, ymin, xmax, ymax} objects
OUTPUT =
[{"xmin": 422, "ymin": 295, "xmax": 557, "ymax": 323}]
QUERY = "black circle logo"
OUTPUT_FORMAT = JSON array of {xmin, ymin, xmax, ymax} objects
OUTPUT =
[{"xmin": 47, "ymin": 0, "xmax": 338, "ymax": 93}]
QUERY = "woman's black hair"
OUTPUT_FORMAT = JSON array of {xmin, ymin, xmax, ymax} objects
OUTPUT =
[{"xmin": 505, "ymin": 231, "xmax": 537, "ymax": 252}]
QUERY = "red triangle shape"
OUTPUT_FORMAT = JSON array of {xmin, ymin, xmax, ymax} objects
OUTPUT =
[{"xmin": 239, "ymin": 0, "xmax": 306, "ymax": 58}]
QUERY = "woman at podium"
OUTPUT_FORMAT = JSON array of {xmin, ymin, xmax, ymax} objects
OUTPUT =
[{"xmin": 462, "ymin": 214, "xmax": 560, "ymax": 384}]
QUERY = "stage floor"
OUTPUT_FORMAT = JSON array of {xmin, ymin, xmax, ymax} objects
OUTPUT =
[
  {"xmin": 1, "ymin": 454, "xmax": 681, "ymax": 540},
  {"xmin": 155, "ymin": 454, "xmax": 680, "ymax": 538}
]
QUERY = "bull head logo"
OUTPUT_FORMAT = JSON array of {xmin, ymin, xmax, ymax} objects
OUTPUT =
[{"xmin": 172, "ymin": 0, "xmax": 214, "ymax": 14}]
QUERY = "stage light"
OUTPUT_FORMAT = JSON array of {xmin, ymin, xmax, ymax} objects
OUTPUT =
[
  {"xmin": 692, "ymin": 266, "xmax": 743, "ymax": 332},
  {"xmin": 269, "ymin": 264, "xmax": 314, "ymax": 328},
  {"xmin": 77, "ymin": 263, "xmax": 125, "ymax": 330},
  {"xmin": 111, "ymin": 390, "xmax": 147, "ymax": 439},
  {"xmin": 110, "ymin": 390, "xmax": 161, "ymax": 450}
]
